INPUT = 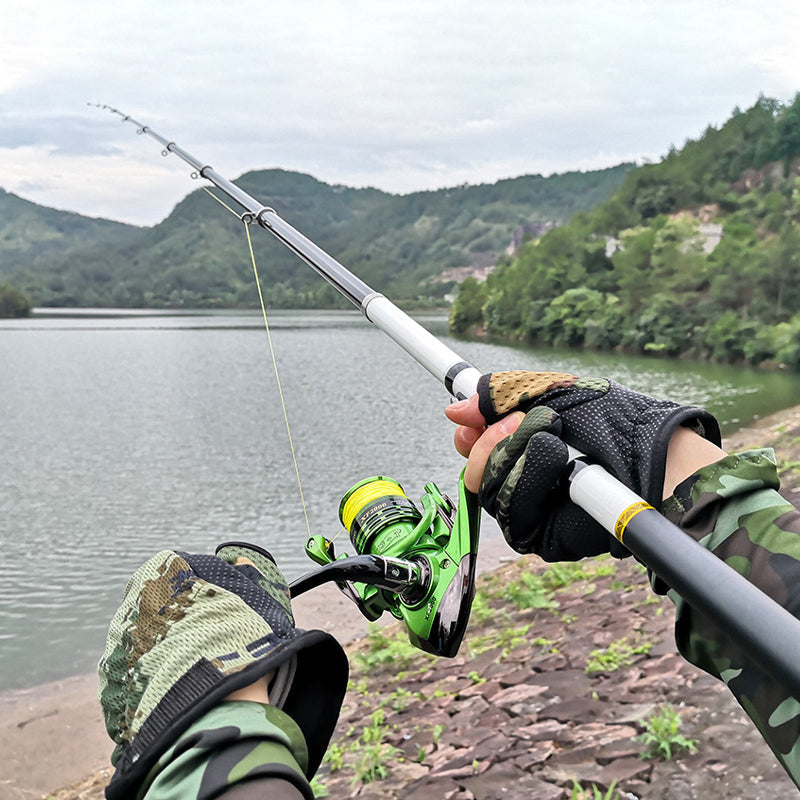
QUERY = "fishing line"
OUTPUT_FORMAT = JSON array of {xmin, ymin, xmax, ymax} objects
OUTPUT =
[{"xmin": 202, "ymin": 186, "xmax": 312, "ymax": 539}]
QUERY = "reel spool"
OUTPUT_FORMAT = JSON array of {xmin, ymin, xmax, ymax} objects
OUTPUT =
[{"xmin": 290, "ymin": 473, "xmax": 480, "ymax": 657}]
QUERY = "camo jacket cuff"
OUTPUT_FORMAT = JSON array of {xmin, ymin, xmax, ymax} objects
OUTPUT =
[
  {"xmin": 139, "ymin": 701, "xmax": 313, "ymax": 800},
  {"xmin": 661, "ymin": 447, "xmax": 782, "ymax": 530},
  {"xmin": 656, "ymin": 449, "xmax": 800, "ymax": 786},
  {"xmin": 656, "ymin": 447, "xmax": 798, "ymax": 602}
]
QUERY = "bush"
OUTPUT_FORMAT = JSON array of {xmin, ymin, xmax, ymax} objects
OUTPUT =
[
  {"xmin": 703, "ymin": 310, "xmax": 756, "ymax": 362},
  {"xmin": 535, "ymin": 288, "xmax": 623, "ymax": 348},
  {"xmin": 0, "ymin": 282, "xmax": 32, "ymax": 317},
  {"xmin": 449, "ymin": 277, "xmax": 487, "ymax": 333}
]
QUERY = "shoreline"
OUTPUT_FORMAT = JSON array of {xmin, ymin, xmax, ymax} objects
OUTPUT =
[
  {"xmin": 1, "ymin": 526, "xmax": 513, "ymax": 799},
  {"xmin": 6, "ymin": 404, "xmax": 800, "ymax": 799}
]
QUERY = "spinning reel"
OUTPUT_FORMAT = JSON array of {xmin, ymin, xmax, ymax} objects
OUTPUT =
[{"xmin": 289, "ymin": 474, "xmax": 480, "ymax": 657}]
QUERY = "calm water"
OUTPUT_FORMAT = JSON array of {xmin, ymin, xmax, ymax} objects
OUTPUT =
[{"xmin": 2, "ymin": 310, "xmax": 800, "ymax": 691}]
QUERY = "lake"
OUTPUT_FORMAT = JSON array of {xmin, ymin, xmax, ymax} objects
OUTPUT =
[{"xmin": 2, "ymin": 309, "xmax": 799, "ymax": 691}]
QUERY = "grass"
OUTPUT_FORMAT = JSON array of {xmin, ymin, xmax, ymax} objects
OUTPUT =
[
  {"xmin": 637, "ymin": 703, "xmax": 698, "ymax": 760},
  {"xmin": 379, "ymin": 686, "xmax": 424, "ymax": 711},
  {"xmin": 353, "ymin": 709, "xmax": 401, "ymax": 787},
  {"xmin": 321, "ymin": 708, "xmax": 402, "ymax": 789},
  {"xmin": 570, "ymin": 780, "xmax": 621, "ymax": 799},
  {"xmin": 468, "ymin": 622, "xmax": 534, "ymax": 657},
  {"xmin": 585, "ymin": 636, "xmax": 654, "ymax": 673},
  {"xmin": 779, "ymin": 458, "xmax": 800, "ymax": 479},
  {"xmin": 503, "ymin": 572, "xmax": 559, "ymax": 610},
  {"xmin": 352, "ymin": 624, "xmax": 434, "ymax": 674}
]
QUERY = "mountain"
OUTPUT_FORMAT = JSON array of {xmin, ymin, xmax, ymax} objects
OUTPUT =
[
  {"xmin": 0, "ymin": 189, "xmax": 140, "ymax": 273},
  {"xmin": 1, "ymin": 164, "xmax": 632, "ymax": 309},
  {"xmin": 449, "ymin": 93, "xmax": 800, "ymax": 368}
]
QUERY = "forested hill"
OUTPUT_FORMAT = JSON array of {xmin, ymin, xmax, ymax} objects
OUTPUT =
[
  {"xmin": 0, "ymin": 190, "xmax": 140, "ymax": 272},
  {"xmin": 0, "ymin": 163, "xmax": 631, "ymax": 309},
  {"xmin": 450, "ymin": 94, "xmax": 800, "ymax": 368}
]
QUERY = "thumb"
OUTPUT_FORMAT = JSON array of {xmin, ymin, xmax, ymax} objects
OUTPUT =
[{"xmin": 464, "ymin": 412, "xmax": 525, "ymax": 493}]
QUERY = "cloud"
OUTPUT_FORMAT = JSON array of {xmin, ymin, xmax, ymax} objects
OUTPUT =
[{"xmin": 1, "ymin": 0, "xmax": 799, "ymax": 223}]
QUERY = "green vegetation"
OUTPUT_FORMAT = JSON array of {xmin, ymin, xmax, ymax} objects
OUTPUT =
[
  {"xmin": 450, "ymin": 93, "xmax": 800, "ymax": 369},
  {"xmin": 321, "ymin": 708, "xmax": 400, "ymax": 789},
  {"xmin": 0, "ymin": 165, "xmax": 629, "ymax": 310},
  {"xmin": 0, "ymin": 281, "xmax": 32, "ymax": 317},
  {"xmin": 352, "ymin": 625, "xmax": 434, "ymax": 673},
  {"xmin": 350, "ymin": 709, "xmax": 401, "ymax": 786},
  {"xmin": 570, "ymin": 780, "xmax": 621, "ymax": 800},
  {"xmin": 503, "ymin": 572, "xmax": 559, "ymax": 610},
  {"xmin": 585, "ymin": 636, "xmax": 654, "ymax": 673},
  {"xmin": 637, "ymin": 703, "xmax": 698, "ymax": 760},
  {"xmin": 317, "ymin": 558, "xmax": 666, "ymax": 793}
]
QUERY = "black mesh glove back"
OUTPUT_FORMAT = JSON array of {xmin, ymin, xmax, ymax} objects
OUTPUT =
[{"xmin": 476, "ymin": 371, "xmax": 721, "ymax": 561}]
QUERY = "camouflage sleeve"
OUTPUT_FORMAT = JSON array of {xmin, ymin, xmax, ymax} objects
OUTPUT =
[
  {"xmin": 138, "ymin": 700, "xmax": 314, "ymax": 800},
  {"xmin": 659, "ymin": 448, "xmax": 800, "ymax": 785}
]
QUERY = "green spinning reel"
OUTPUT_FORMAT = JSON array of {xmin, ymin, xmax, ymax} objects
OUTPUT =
[{"xmin": 289, "ymin": 474, "xmax": 480, "ymax": 657}]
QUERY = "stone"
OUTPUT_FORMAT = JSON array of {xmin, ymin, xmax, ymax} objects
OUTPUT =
[
  {"xmin": 509, "ymin": 741, "xmax": 556, "ymax": 769},
  {"xmin": 538, "ymin": 697, "xmax": 599, "ymax": 724},
  {"xmin": 594, "ymin": 735, "xmax": 645, "ymax": 764},
  {"xmin": 513, "ymin": 719, "xmax": 572, "ymax": 743},
  {"xmin": 316, "ymin": 557, "xmax": 798, "ymax": 800},
  {"xmin": 527, "ymin": 668, "xmax": 592, "ymax": 698},
  {"xmin": 459, "ymin": 762, "xmax": 526, "ymax": 799},
  {"xmin": 492, "ymin": 684, "xmax": 548, "ymax": 717},
  {"xmin": 457, "ymin": 679, "xmax": 505, "ymax": 702},
  {"xmin": 439, "ymin": 725, "xmax": 496, "ymax": 750},
  {"xmin": 448, "ymin": 695, "xmax": 492, "ymax": 728}
]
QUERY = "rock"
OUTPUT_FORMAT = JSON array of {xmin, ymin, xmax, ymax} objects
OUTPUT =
[
  {"xmin": 458, "ymin": 762, "xmax": 527, "ymax": 799},
  {"xmin": 538, "ymin": 697, "xmax": 599, "ymax": 724},
  {"xmin": 513, "ymin": 719, "xmax": 573, "ymax": 743},
  {"xmin": 491, "ymin": 684, "xmax": 548, "ymax": 717},
  {"xmin": 456, "ymin": 678, "xmax": 505, "ymax": 702}
]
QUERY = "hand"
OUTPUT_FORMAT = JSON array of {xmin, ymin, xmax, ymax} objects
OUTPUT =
[
  {"xmin": 98, "ymin": 542, "xmax": 348, "ymax": 798},
  {"xmin": 446, "ymin": 371, "xmax": 721, "ymax": 560}
]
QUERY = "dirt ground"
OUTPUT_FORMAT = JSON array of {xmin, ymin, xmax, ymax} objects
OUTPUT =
[{"xmin": 6, "ymin": 403, "xmax": 800, "ymax": 799}]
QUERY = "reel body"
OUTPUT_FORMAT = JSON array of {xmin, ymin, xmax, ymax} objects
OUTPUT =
[{"xmin": 290, "ymin": 473, "xmax": 480, "ymax": 658}]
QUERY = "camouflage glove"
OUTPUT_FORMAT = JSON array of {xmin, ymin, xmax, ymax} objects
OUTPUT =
[
  {"xmin": 98, "ymin": 542, "xmax": 348, "ymax": 800},
  {"xmin": 477, "ymin": 371, "xmax": 721, "ymax": 561}
]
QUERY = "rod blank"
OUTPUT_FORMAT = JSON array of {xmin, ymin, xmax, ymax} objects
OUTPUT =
[{"xmin": 96, "ymin": 104, "xmax": 800, "ymax": 697}]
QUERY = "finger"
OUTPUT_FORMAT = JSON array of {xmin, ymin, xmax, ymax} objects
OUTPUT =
[
  {"xmin": 454, "ymin": 424, "xmax": 484, "ymax": 458},
  {"xmin": 464, "ymin": 411, "xmax": 525, "ymax": 493},
  {"xmin": 445, "ymin": 394, "xmax": 486, "ymax": 427}
]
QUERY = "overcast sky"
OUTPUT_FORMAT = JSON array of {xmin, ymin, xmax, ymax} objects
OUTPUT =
[{"xmin": 2, "ymin": 1, "xmax": 799, "ymax": 226}]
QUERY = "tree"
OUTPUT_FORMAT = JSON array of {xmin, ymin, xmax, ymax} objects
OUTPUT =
[
  {"xmin": 776, "ymin": 93, "xmax": 800, "ymax": 173},
  {"xmin": 534, "ymin": 287, "xmax": 623, "ymax": 349},
  {"xmin": 449, "ymin": 277, "xmax": 487, "ymax": 333},
  {"xmin": 0, "ymin": 283, "xmax": 32, "ymax": 317},
  {"xmin": 612, "ymin": 226, "xmax": 657, "ymax": 312}
]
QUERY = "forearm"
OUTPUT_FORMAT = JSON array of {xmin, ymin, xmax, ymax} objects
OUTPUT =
[
  {"xmin": 140, "ymin": 702, "xmax": 314, "ymax": 800},
  {"xmin": 661, "ymin": 425, "xmax": 728, "ymax": 500}
]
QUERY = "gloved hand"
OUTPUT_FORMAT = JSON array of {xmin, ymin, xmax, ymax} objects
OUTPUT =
[
  {"xmin": 457, "ymin": 371, "xmax": 721, "ymax": 561},
  {"xmin": 98, "ymin": 542, "xmax": 348, "ymax": 800}
]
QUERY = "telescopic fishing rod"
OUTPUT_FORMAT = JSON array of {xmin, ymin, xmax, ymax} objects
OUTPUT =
[{"xmin": 94, "ymin": 104, "xmax": 800, "ymax": 694}]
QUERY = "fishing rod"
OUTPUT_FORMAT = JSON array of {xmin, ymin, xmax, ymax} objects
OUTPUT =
[{"xmin": 95, "ymin": 104, "xmax": 800, "ymax": 695}]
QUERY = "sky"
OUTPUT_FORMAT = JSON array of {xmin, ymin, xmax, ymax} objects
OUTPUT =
[{"xmin": 1, "ymin": 1, "xmax": 799, "ymax": 227}]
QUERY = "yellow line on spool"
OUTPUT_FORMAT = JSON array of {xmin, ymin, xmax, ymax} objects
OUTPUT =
[{"xmin": 341, "ymin": 478, "xmax": 406, "ymax": 531}]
